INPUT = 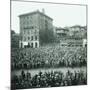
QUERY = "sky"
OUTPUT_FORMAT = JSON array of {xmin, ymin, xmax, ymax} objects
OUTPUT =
[{"xmin": 11, "ymin": 1, "xmax": 87, "ymax": 33}]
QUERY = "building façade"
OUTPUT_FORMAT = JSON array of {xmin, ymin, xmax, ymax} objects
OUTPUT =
[{"xmin": 19, "ymin": 9, "xmax": 53, "ymax": 48}]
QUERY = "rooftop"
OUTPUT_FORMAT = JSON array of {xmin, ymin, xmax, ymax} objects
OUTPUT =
[
  {"xmin": 70, "ymin": 25, "xmax": 86, "ymax": 29},
  {"xmin": 19, "ymin": 10, "xmax": 53, "ymax": 20},
  {"xmin": 56, "ymin": 27, "xmax": 69, "ymax": 31}
]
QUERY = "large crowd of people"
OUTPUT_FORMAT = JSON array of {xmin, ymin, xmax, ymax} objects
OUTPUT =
[
  {"xmin": 11, "ymin": 45, "xmax": 87, "ymax": 70},
  {"xmin": 11, "ymin": 44, "xmax": 87, "ymax": 89},
  {"xmin": 11, "ymin": 70, "xmax": 87, "ymax": 89}
]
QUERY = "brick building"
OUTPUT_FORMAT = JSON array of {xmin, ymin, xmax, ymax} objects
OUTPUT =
[{"xmin": 19, "ymin": 9, "xmax": 53, "ymax": 48}]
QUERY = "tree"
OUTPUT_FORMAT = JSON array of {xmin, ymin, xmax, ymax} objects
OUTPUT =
[
  {"xmin": 39, "ymin": 28, "xmax": 55, "ymax": 45},
  {"xmin": 11, "ymin": 30, "xmax": 19, "ymax": 48}
]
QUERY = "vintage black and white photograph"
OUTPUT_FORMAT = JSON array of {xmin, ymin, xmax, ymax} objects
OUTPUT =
[{"xmin": 11, "ymin": 0, "xmax": 87, "ymax": 89}]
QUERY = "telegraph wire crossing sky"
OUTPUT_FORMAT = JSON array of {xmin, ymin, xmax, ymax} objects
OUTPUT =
[{"xmin": 11, "ymin": 1, "xmax": 86, "ymax": 33}]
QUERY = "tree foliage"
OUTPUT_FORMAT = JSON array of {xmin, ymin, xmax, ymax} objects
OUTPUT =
[
  {"xmin": 39, "ymin": 28, "xmax": 55, "ymax": 45},
  {"xmin": 11, "ymin": 30, "xmax": 19, "ymax": 48}
]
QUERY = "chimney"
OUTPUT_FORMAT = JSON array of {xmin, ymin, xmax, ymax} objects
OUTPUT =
[
  {"xmin": 37, "ymin": 9, "xmax": 39, "ymax": 12},
  {"xmin": 42, "ymin": 8, "xmax": 45, "ymax": 14}
]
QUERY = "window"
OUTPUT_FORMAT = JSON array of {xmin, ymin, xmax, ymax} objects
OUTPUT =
[
  {"xmin": 31, "ymin": 36, "xmax": 33, "ymax": 40},
  {"xmin": 35, "ymin": 29, "xmax": 38, "ymax": 34},
  {"xmin": 35, "ymin": 36, "xmax": 37, "ymax": 40},
  {"xmin": 31, "ymin": 26, "xmax": 34, "ymax": 29},
  {"xmin": 31, "ymin": 43, "xmax": 33, "ymax": 48},
  {"xmin": 28, "ymin": 43, "xmax": 30, "ymax": 47},
  {"xmin": 35, "ymin": 42, "xmax": 38, "ymax": 48},
  {"xmin": 28, "ymin": 30, "xmax": 30, "ymax": 34},
  {"xmin": 27, "ymin": 16, "xmax": 29, "ymax": 19},
  {"xmin": 24, "ymin": 37, "xmax": 26, "ymax": 41},
  {"xmin": 35, "ymin": 29, "xmax": 37, "ymax": 34},
  {"xmin": 28, "ymin": 37, "xmax": 30, "ymax": 40},
  {"xmin": 23, "ymin": 30, "xmax": 25, "ymax": 34}
]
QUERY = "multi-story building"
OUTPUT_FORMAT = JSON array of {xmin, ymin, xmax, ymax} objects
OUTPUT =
[
  {"xmin": 54, "ymin": 27, "xmax": 69, "ymax": 42},
  {"xmin": 55, "ymin": 27, "xmax": 69, "ymax": 37},
  {"xmin": 19, "ymin": 9, "xmax": 53, "ymax": 48},
  {"xmin": 68, "ymin": 25, "xmax": 87, "ymax": 38}
]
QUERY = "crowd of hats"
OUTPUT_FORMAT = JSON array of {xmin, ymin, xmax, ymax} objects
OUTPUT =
[
  {"xmin": 11, "ymin": 70, "xmax": 87, "ymax": 89},
  {"xmin": 11, "ymin": 46, "xmax": 87, "ymax": 69}
]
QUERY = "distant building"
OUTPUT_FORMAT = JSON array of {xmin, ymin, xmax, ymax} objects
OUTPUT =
[
  {"xmin": 68, "ymin": 25, "xmax": 87, "ymax": 38},
  {"xmin": 54, "ymin": 27, "xmax": 69, "ymax": 42},
  {"xmin": 55, "ymin": 27, "xmax": 69, "ymax": 37},
  {"xmin": 54, "ymin": 26, "xmax": 87, "ymax": 47},
  {"xmin": 19, "ymin": 9, "xmax": 53, "ymax": 48}
]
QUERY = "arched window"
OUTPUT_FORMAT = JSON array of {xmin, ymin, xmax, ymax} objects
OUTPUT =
[
  {"xmin": 31, "ymin": 43, "xmax": 33, "ymax": 48},
  {"xmin": 21, "ymin": 42, "xmax": 23, "ymax": 48},
  {"xmin": 35, "ymin": 42, "xmax": 38, "ymax": 48},
  {"xmin": 28, "ymin": 43, "xmax": 30, "ymax": 47}
]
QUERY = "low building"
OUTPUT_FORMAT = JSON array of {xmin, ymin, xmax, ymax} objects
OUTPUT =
[{"xmin": 54, "ymin": 27, "xmax": 69, "ymax": 42}]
